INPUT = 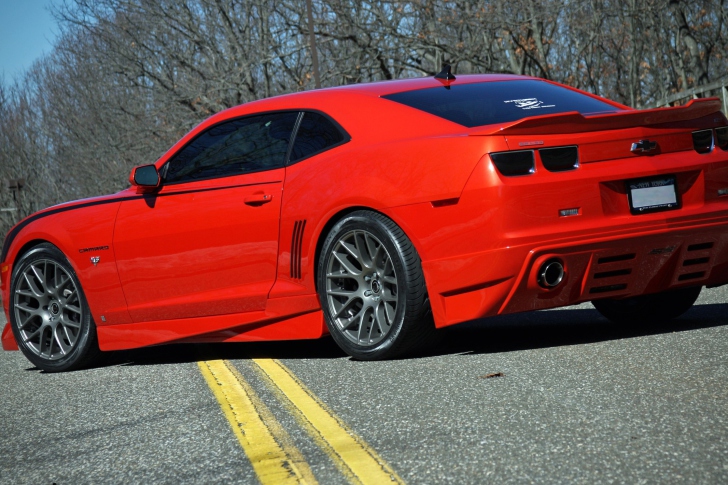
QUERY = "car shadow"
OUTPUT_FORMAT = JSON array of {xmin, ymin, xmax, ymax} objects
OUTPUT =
[
  {"xmin": 95, "ymin": 303, "xmax": 727, "ymax": 369},
  {"xmin": 426, "ymin": 302, "xmax": 727, "ymax": 358}
]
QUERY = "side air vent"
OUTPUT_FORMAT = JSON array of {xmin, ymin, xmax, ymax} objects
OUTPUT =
[
  {"xmin": 290, "ymin": 220, "xmax": 307, "ymax": 279},
  {"xmin": 598, "ymin": 253, "xmax": 636, "ymax": 264},
  {"xmin": 692, "ymin": 129, "xmax": 713, "ymax": 154},
  {"xmin": 590, "ymin": 284, "xmax": 628, "ymax": 294},
  {"xmin": 490, "ymin": 150, "xmax": 535, "ymax": 176},
  {"xmin": 715, "ymin": 127, "xmax": 728, "ymax": 151},
  {"xmin": 539, "ymin": 146, "xmax": 579, "ymax": 172},
  {"xmin": 683, "ymin": 257, "xmax": 710, "ymax": 266},
  {"xmin": 594, "ymin": 269, "xmax": 631, "ymax": 279},
  {"xmin": 678, "ymin": 271, "xmax": 705, "ymax": 281},
  {"xmin": 687, "ymin": 242, "xmax": 713, "ymax": 251}
]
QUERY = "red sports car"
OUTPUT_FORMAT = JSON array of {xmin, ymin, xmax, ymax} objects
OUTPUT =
[{"xmin": 2, "ymin": 71, "xmax": 728, "ymax": 372}]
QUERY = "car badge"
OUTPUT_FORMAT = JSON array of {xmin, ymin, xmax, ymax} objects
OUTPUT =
[
  {"xmin": 630, "ymin": 139, "xmax": 657, "ymax": 154},
  {"xmin": 90, "ymin": 256, "xmax": 100, "ymax": 266}
]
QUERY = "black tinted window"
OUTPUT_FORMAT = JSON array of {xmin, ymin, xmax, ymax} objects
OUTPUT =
[
  {"xmin": 165, "ymin": 111, "xmax": 298, "ymax": 183},
  {"xmin": 382, "ymin": 80, "xmax": 620, "ymax": 127},
  {"xmin": 290, "ymin": 112, "xmax": 346, "ymax": 164}
]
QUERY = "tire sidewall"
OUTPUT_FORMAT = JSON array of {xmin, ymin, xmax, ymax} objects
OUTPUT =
[
  {"xmin": 9, "ymin": 243, "xmax": 96, "ymax": 372},
  {"xmin": 317, "ymin": 212, "xmax": 412, "ymax": 359}
]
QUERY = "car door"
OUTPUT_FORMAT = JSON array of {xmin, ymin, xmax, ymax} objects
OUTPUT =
[{"xmin": 113, "ymin": 111, "xmax": 299, "ymax": 322}]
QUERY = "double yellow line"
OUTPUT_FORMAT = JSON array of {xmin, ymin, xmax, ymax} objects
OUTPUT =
[{"xmin": 199, "ymin": 359, "xmax": 403, "ymax": 485}]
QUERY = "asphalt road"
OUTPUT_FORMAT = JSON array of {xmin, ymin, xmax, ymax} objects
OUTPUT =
[{"xmin": 1, "ymin": 287, "xmax": 726, "ymax": 485}]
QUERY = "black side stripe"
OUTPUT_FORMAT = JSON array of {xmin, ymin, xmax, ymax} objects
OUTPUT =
[
  {"xmin": 1, "ymin": 180, "xmax": 281, "ymax": 263},
  {"xmin": 290, "ymin": 220, "xmax": 307, "ymax": 279},
  {"xmin": 1, "ymin": 196, "xmax": 139, "ymax": 264}
]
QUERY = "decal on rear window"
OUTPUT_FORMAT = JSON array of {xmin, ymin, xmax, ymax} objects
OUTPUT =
[
  {"xmin": 382, "ymin": 80, "xmax": 620, "ymax": 127},
  {"xmin": 504, "ymin": 98, "xmax": 556, "ymax": 110}
]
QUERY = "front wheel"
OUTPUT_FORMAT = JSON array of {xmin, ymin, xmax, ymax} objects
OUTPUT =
[
  {"xmin": 317, "ymin": 211, "xmax": 436, "ymax": 360},
  {"xmin": 9, "ymin": 243, "xmax": 100, "ymax": 372},
  {"xmin": 591, "ymin": 286, "xmax": 702, "ymax": 325}
]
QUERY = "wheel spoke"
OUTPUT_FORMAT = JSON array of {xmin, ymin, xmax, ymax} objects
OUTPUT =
[
  {"xmin": 60, "ymin": 314, "xmax": 81, "ymax": 329},
  {"xmin": 339, "ymin": 239, "xmax": 360, "ymax": 261},
  {"xmin": 333, "ymin": 251, "xmax": 361, "ymax": 276},
  {"xmin": 65, "ymin": 304, "xmax": 82, "ymax": 315},
  {"xmin": 53, "ymin": 328, "xmax": 68, "ymax": 356},
  {"xmin": 383, "ymin": 300, "xmax": 396, "ymax": 324},
  {"xmin": 43, "ymin": 326, "xmax": 54, "ymax": 358},
  {"xmin": 333, "ymin": 296, "xmax": 359, "ymax": 318},
  {"xmin": 15, "ymin": 303, "xmax": 39, "ymax": 315},
  {"xmin": 341, "ymin": 313, "xmax": 361, "ymax": 331},
  {"xmin": 23, "ymin": 328, "xmax": 41, "ymax": 343},
  {"xmin": 374, "ymin": 303, "xmax": 389, "ymax": 335},
  {"xmin": 356, "ymin": 306, "xmax": 372, "ymax": 343},
  {"xmin": 18, "ymin": 314, "xmax": 36, "ymax": 330},
  {"xmin": 23, "ymin": 273, "xmax": 44, "ymax": 298},
  {"xmin": 354, "ymin": 232, "xmax": 373, "ymax": 269}
]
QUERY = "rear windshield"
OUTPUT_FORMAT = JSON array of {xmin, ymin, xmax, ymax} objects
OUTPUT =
[{"xmin": 382, "ymin": 80, "xmax": 620, "ymax": 127}]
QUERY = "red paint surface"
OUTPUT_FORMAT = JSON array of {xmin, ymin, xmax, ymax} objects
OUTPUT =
[{"xmin": 2, "ymin": 75, "xmax": 727, "ymax": 351}]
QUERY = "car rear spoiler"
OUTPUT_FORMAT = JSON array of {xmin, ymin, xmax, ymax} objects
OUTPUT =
[{"xmin": 470, "ymin": 98, "xmax": 726, "ymax": 136}]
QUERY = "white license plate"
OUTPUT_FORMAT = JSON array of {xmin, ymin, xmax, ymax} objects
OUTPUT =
[{"xmin": 627, "ymin": 176, "xmax": 679, "ymax": 214}]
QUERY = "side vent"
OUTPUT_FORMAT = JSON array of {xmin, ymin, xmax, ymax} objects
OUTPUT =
[{"xmin": 290, "ymin": 220, "xmax": 307, "ymax": 279}]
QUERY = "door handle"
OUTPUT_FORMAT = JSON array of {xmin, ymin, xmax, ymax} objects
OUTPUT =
[{"xmin": 244, "ymin": 193, "xmax": 273, "ymax": 206}]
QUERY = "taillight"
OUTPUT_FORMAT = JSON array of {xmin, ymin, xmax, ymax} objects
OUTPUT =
[
  {"xmin": 715, "ymin": 127, "xmax": 728, "ymax": 151},
  {"xmin": 490, "ymin": 151, "xmax": 535, "ymax": 176},
  {"xmin": 692, "ymin": 129, "xmax": 713, "ymax": 154},
  {"xmin": 539, "ymin": 146, "xmax": 579, "ymax": 172}
]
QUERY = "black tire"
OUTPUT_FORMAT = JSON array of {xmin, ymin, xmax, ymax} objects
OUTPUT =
[
  {"xmin": 591, "ymin": 286, "xmax": 702, "ymax": 325},
  {"xmin": 9, "ymin": 243, "xmax": 100, "ymax": 372},
  {"xmin": 317, "ymin": 210, "xmax": 437, "ymax": 360}
]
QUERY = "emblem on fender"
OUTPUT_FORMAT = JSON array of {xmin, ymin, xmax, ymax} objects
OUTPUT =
[
  {"xmin": 631, "ymin": 139, "xmax": 657, "ymax": 154},
  {"xmin": 90, "ymin": 256, "xmax": 100, "ymax": 266}
]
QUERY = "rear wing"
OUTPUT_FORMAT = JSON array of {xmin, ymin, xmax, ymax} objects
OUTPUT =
[{"xmin": 470, "ymin": 98, "xmax": 726, "ymax": 136}]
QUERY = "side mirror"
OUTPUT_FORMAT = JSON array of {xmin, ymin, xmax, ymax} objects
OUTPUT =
[{"xmin": 129, "ymin": 164, "xmax": 160, "ymax": 191}]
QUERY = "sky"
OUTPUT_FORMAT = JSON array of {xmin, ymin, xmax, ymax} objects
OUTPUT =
[{"xmin": 0, "ymin": 0, "xmax": 60, "ymax": 81}]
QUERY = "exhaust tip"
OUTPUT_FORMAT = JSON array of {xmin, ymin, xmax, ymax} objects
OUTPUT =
[{"xmin": 538, "ymin": 259, "xmax": 565, "ymax": 288}]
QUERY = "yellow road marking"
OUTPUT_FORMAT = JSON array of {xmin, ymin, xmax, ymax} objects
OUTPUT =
[
  {"xmin": 253, "ymin": 358, "xmax": 405, "ymax": 485},
  {"xmin": 198, "ymin": 360, "xmax": 317, "ymax": 485}
]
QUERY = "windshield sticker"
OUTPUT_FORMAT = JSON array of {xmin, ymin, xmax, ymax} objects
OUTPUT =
[{"xmin": 504, "ymin": 98, "xmax": 555, "ymax": 110}]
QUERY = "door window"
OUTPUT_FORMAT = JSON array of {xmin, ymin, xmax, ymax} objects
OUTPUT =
[{"xmin": 164, "ymin": 111, "xmax": 299, "ymax": 183}]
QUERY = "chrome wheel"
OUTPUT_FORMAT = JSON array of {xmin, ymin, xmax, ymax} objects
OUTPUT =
[
  {"xmin": 325, "ymin": 229, "xmax": 399, "ymax": 346},
  {"xmin": 13, "ymin": 259, "xmax": 84, "ymax": 361}
]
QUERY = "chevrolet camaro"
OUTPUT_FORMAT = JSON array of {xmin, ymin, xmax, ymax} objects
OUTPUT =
[{"xmin": 2, "ymin": 69, "xmax": 728, "ymax": 372}]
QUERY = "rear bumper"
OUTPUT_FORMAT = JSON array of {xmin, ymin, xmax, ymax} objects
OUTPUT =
[{"xmin": 423, "ymin": 215, "xmax": 728, "ymax": 328}]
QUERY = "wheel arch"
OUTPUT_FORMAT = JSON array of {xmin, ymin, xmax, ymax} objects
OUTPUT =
[
  {"xmin": 312, "ymin": 205, "xmax": 427, "ymax": 293},
  {"xmin": 11, "ymin": 239, "xmax": 56, "ymax": 269},
  {"xmin": 313, "ymin": 206, "xmax": 373, "ymax": 292}
]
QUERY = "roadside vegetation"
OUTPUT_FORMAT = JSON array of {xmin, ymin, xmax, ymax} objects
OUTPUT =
[{"xmin": 1, "ymin": 0, "xmax": 726, "ymax": 237}]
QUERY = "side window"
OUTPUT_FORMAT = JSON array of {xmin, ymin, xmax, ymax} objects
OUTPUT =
[
  {"xmin": 289, "ymin": 112, "xmax": 347, "ymax": 164},
  {"xmin": 164, "ymin": 111, "xmax": 299, "ymax": 183}
]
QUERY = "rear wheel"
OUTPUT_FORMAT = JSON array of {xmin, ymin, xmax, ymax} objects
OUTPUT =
[
  {"xmin": 591, "ymin": 286, "xmax": 702, "ymax": 325},
  {"xmin": 317, "ymin": 211, "xmax": 436, "ymax": 360},
  {"xmin": 9, "ymin": 243, "xmax": 99, "ymax": 372}
]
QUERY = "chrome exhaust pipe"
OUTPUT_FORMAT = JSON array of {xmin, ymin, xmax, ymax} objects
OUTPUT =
[{"xmin": 538, "ymin": 259, "xmax": 564, "ymax": 288}]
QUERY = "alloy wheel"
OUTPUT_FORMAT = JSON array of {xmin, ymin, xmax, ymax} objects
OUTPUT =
[
  {"xmin": 325, "ymin": 229, "xmax": 399, "ymax": 346},
  {"xmin": 13, "ymin": 259, "xmax": 84, "ymax": 361}
]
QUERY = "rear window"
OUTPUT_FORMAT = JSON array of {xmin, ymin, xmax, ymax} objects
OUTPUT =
[{"xmin": 382, "ymin": 80, "xmax": 620, "ymax": 127}]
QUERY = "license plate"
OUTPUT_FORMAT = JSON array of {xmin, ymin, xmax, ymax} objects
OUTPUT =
[{"xmin": 627, "ymin": 175, "xmax": 679, "ymax": 215}]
